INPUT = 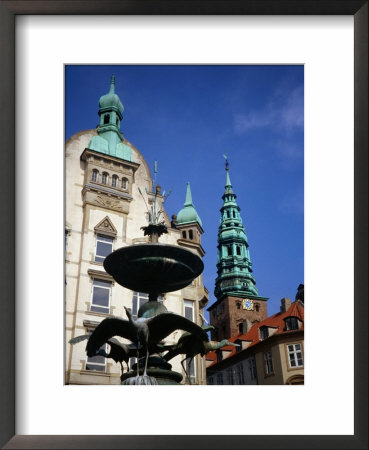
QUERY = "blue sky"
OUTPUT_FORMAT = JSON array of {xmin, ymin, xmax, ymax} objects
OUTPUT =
[{"xmin": 65, "ymin": 65, "xmax": 304, "ymax": 319}]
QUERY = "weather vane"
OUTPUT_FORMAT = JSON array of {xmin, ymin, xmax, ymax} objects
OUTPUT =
[{"xmin": 223, "ymin": 153, "xmax": 229, "ymax": 171}]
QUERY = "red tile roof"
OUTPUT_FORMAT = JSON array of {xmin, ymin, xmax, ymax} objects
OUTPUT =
[{"xmin": 207, "ymin": 300, "xmax": 304, "ymax": 367}]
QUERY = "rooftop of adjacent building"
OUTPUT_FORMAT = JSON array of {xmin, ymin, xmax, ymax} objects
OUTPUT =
[{"xmin": 206, "ymin": 294, "xmax": 304, "ymax": 368}]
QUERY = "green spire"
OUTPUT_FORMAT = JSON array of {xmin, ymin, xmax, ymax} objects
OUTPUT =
[
  {"xmin": 177, "ymin": 182, "xmax": 202, "ymax": 227},
  {"xmin": 88, "ymin": 75, "xmax": 133, "ymax": 161},
  {"xmin": 214, "ymin": 161, "xmax": 259, "ymax": 300}
]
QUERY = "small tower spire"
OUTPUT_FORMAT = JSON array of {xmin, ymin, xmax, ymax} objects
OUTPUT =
[
  {"xmin": 109, "ymin": 74, "xmax": 116, "ymax": 94},
  {"xmin": 184, "ymin": 182, "xmax": 193, "ymax": 206}
]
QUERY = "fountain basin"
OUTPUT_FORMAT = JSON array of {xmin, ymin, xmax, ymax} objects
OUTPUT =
[{"xmin": 104, "ymin": 243, "xmax": 204, "ymax": 293}]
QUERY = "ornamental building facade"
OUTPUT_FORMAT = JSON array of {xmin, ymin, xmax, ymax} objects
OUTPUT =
[{"xmin": 65, "ymin": 76, "xmax": 208, "ymax": 385}]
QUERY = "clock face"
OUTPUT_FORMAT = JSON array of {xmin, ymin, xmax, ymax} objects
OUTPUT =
[{"xmin": 243, "ymin": 299, "xmax": 254, "ymax": 310}]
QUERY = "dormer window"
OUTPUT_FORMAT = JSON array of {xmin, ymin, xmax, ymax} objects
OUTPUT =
[
  {"xmin": 104, "ymin": 114, "xmax": 110, "ymax": 124},
  {"xmin": 260, "ymin": 326, "xmax": 269, "ymax": 340},
  {"xmin": 284, "ymin": 317, "xmax": 299, "ymax": 331},
  {"xmin": 91, "ymin": 169, "xmax": 99, "ymax": 182}
]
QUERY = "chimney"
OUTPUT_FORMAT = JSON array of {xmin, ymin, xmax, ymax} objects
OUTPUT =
[{"xmin": 280, "ymin": 297, "xmax": 291, "ymax": 313}]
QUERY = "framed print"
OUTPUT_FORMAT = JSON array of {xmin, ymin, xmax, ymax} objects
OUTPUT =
[{"xmin": 0, "ymin": 1, "xmax": 367, "ymax": 449}]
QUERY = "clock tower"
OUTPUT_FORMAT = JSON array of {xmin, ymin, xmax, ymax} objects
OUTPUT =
[{"xmin": 208, "ymin": 158, "xmax": 268, "ymax": 340}]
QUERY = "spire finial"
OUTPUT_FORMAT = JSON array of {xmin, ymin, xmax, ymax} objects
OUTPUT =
[
  {"xmin": 223, "ymin": 153, "xmax": 229, "ymax": 171},
  {"xmin": 184, "ymin": 182, "xmax": 193, "ymax": 206},
  {"xmin": 109, "ymin": 74, "xmax": 115, "ymax": 94}
]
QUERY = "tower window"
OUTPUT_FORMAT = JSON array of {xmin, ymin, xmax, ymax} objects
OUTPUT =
[
  {"xmin": 90, "ymin": 279, "xmax": 111, "ymax": 314},
  {"xmin": 238, "ymin": 322, "xmax": 243, "ymax": 334},
  {"xmin": 104, "ymin": 114, "xmax": 110, "ymax": 124},
  {"xmin": 255, "ymin": 303, "xmax": 260, "ymax": 312},
  {"xmin": 236, "ymin": 302, "xmax": 241, "ymax": 310},
  {"xmin": 116, "ymin": 118, "xmax": 119, "ymax": 126},
  {"xmin": 189, "ymin": 229, "xmax": 193, "ymax": 240},
  {"xmin": 232, "ymin": 211, "xmax": 236, "ymax": 218},
  {"xmin": 91, "ymin": 169, "xmax": 99, "ymax": 182},
  {"xmin": 236, "ymin": 246, "xmax": 241, "ymax": 256},
  {"xmin": 182, "ymin": 230, "xmax": 187, "ymax": 239},
  {"xmin": 226, "ymin": 211, "xmax": 230, "ymax": 218},
  {"xmin": 227, "ymin": 246, "xmax": 232, "ymax": 256},
  {"xmin": 121, "ymin": 178, "xmax": 128, "ymax": 190},
  {"xmin": 102, "ymin": 172, "xmax": 108, "ymax": 184}
]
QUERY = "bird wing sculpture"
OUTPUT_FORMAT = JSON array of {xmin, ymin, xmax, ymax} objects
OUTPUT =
[
  {"xmin": 68, "ymin": 334, "xmax": 90, "ymax": 345},
  {"xmin": 147, "ymin": 312, "xmax": 209, "ymax": 344},
  {"xmin": 86, "ymin": 317, "xmax": 137, "ymax": 357}
]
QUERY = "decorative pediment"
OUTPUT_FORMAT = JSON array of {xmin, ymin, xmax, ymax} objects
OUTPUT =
[{"xmin": 94, "ymin": 216, "xmax": 117, "ymax": 236}]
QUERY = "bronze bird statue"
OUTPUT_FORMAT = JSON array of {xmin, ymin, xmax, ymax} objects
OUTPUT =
[
  {"xmin": 164, "ymin": 333, "xmax": 239, "ymax": 384},
  {"xmin": 86, "ymin": 306, "xmax": 209, "ymax": 378}
]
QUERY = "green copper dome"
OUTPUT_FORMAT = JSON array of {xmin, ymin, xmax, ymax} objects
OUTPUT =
[
  {"xmin": 88, "ymin": 75, "xmax": 132, "ymax": 162},
  {"xmin": 177, "ymin": 182, "xmax": 202, "ymax": 227},
  {"xmin": 98, "ymin": 74, "xmax": 124, "ymax": 115}
]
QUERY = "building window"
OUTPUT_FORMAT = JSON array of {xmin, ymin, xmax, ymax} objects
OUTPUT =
[
  {"xmin": 264, "ymin": 351, "xmax": 274, "ymax": 375},
  {"xmin": 227, "ymin": 246, "xmax": 232, "ymax": 256},
  {"xmin": 237, "ymin": 364, "xmax": 245, "ymax": 384},
  {"xmin": 216, "ymin": 373, "xmax": 224, "ymax": 385},
  {"xmin": 91, "ymin": 169, "xmax": 99, "ymax": 182},
  {"xmin": 184, "ymin": 300, "xmax": 194, "ymax": 321},
  {"xmin": 104, "ymin": 114, "xmax": 110, "ymax": 124},
  {"xmin": 227, "ymin": 368, "xmax": 234, "ymax": 385},
  {"xmin": 132, "ymin": 292, "xmax": 149, "ymax": 317},
  {"xmin": 284, "ymin": 317, "xmax": 299, "ymax": 331},
  {"xmin": 216, "ymin": 349, "xmax": 223, "ymax": 362},
  {"xmin": 112, "ymin": 175, "xmax": 118, "ymax": 188},
  {"xmin": 260, "ymin": 326, "xmax": 269, "ymax": 340},
  {"xmin": 238, "ymin": 322, "xmax": 243, "ymax": 334},
  {"xmin": 182, "ymin": 230, "xmax": 187, "ymax": 239},
  {"xmin": 90, "ymin": 279, "xmax": 111, "ymax": 314},
  {"xmin": 235, "ymin": 339, "xmax": 242, "ymax": 352},
  {"xmin": 249, "ymin": 357, "xmax": 257, "ymax": 379},
  {"xmin": 189, "ymin": 229, "xmax": 193, "ymax": 240},
  {"xmin": 185, "ymin": 357, "xmax": 196, "ymax": 384},
  {"xmin": 236, "ymin": 302, "xmax": 241, "ymax": 310},
  {"xmin": 207, "ymin": 376, "xmax": 214, "ymax": 385},
  {"xmin": 255, "ymin": 303, "xmax": 260, "ymax": 312},
  {"xmin": 95, "ymin": 234, "xmax": 113, "ymax": 263},
  {"xmin": 226, "ymin": 211, "xmax": 230, "ymax": 218},
  {"xmin": 287, "ymin": 343, "xmax": 304, "ymax": 368},
  {"xmin": 102, "ymin": 172, "xmax": 108, "ymax": 184},
  {"xmin": 236, "ymin": 246, "xmax": 241, "ymax": 256},
  {"xmin": 121, "ymin": 178, "xmax": 128, "ymax": 190},
  {"xmin": 86, "ymin": 343, "xmax": 108, "ymax": 371}
]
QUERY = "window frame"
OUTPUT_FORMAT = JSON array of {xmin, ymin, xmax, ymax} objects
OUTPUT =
[
  {"xmin": 184, "ymin": 299, "xmax": 194, "ymax": 322},
  {"xmin": 287, "ymin": 343, "xmax": 304, "ymax": 369},
  {"xmin": 94, "ymin": 233, "xmax": 114, "ymax": 263},
  {"xmin": 264, "ymin": 350, "xmax": 274, "ymax": 376},
  {"xmin": 90, "ymin": 278, "xmax": 112, "ymax": 314},
  {"xmin": 86, "ymin": 343, "xmax": 108, "ymax": 372}
]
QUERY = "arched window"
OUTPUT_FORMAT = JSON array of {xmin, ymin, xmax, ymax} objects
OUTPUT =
[
  {"xmin": 121, "ymin": 178, "xmax": 128, "ymax": 190},
  {"xmin": 91, "ymin": 169, "xmax": 99, "ymax": 182},
  {"xmin": 226, "ymin": 211, "xmax": 230, "ymax": 218},
  {"xmin": 102, "ymin": 172, "xmax": 108, "ymax": 184},
  {"xmin": 182, "ymin": 230, "xmax": 187, "ymax": 239},
  {"xmin": 189, "ymin": 230, "xmax": 193, "ymax": 240},
  {"xmin": 112, "ymin": 175, "xmax": 118, "ymax": 188},
  {"xmin": 255, "ymin": 303, "xmax": 260, "ymax": 312},
  {"xmin": 104, "ymin": 114, "xmax": 110, "ymax": 124},
  {"xmin": 236, "ymin": 302, "xmax": 241, "ymax": 310}
]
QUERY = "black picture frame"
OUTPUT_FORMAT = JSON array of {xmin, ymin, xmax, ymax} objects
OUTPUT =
[{"xmin": 0, "ymin": 1, "xmax": 367, "ymax": 449}]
